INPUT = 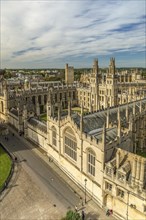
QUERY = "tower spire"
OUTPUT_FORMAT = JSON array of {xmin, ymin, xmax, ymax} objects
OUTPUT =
[
  {"xmin": 117, "ymin": 106, "xmax": 121, "ymax": 144},
  {"xmin": 93, "ymin": 59, "xmax": 98, "ymax": 75},
  {"xmin": 109, "ymin": 57, "xmax": 115, "ymax": 75},
  {"xmin": 58, "ymin": 102, "xmax": 61, "ymax": 120},
  {"xmin": 101, "ymin": 122, "xmax": 106, "ymax": 170},
  {"xmin": 68, "ymin": 100, "xmax": 71, "ymax": 116},
  {"xmin": 102, "ymin": 122, "xmax": 106, "ymax": 150},
  {"xmin": 47, "ymin": 90, "xmax": 54, "ymax": 117},
  {"xmin": 106, "ymin": 108, "xmax": 110, "ymax": 128},
  {"xmin": 80, "ymin": 102, "xmax": 84, "ymax": 133}
]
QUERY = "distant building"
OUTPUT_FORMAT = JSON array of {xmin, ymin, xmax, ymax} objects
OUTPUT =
[
  {"xmin": 0, "ymin": 70, "xmax": 5, "ymax": 81},
  {"xmin": 65, "ymin": 63, "xmax": 74, "ymax": 84},
  {"xmin": 0, "ymin": 58, "xmax": 146, "ymax": 220}
]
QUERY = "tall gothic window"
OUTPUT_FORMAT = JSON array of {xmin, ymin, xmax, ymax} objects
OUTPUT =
[
  {"xmin": 1, "ymin": 101, "xmax": 4, "ymax": 112},
  {"xmin": 38, "ymin": 95, "xmax": 41, "ymax": 105},
  {"xmin": 64, "ymin": 128, "xmax": 77, "ymax": 161},
  {"xmin": 52, "ymin": 126, "xmax": 57, "ymax": 147},
  {"xmin": 87, "ymin": 149, "xmax": 95, "ymax": 176},
  {"xmin": 117, "ymin": 188, "xmax": 124, "ymax": 198},
  {"xmin": 32, "ymin": 96, "xmax": 36, "ymax": 105},
  {"xmin": 44, "ymin": 95, "xmax": 47, "ymax": 104}
]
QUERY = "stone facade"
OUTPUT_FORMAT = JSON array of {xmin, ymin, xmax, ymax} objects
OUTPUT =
[
  {"xmin": 0, "ymin": 58, "xmax": 146, "ymax": 220},
  {"xmin": 79, "ymin": 58, "xmax": 146, "ymax": 110},
  {"xmin": 104, "ymin": 149, "xmax": 146, "ymax": 220}
]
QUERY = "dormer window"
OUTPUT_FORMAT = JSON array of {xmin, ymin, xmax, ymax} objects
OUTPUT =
[
  {"xmin": 117, "ymin": 172, "xmax": 125, "ymax": 182},
  {"xmin": 106, "ymin": 167, "xmax": 112, "ymax": 176}
]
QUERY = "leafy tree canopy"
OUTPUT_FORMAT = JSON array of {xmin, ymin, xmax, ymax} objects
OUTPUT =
[{"xmin": 62, "ymin": 210, "xmax": 81, "ymax": 220}]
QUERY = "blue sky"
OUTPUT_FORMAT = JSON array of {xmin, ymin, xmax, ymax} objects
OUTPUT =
[{"xmin": 1, "ymin": 0, "xmax": 146, "ymax": 68}]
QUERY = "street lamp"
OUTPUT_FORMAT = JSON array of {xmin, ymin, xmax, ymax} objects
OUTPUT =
[
  {"xmin": 84, "ymin": 178, "xmax": 87, "ymax": 204},
  {"xmin": 126, "ymin": 191, "xmax": 129, "ymax": 220}
]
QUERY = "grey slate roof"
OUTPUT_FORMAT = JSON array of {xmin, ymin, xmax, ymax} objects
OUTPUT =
[
  {"xmin": 10, "ymin": 108, "xmax": 18, "ymax": 116},
  {"xmin": 72, "ymin": 99, "xmax": 146, "ymax": 141},
  {"xmin": 28, "ymin": 118, "xmax": 47, "ymax": 133}
]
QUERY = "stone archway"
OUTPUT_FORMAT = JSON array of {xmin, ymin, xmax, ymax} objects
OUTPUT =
[{"xmin": 104, "ymin": 194, "xmax": 113, "ymax": 210}]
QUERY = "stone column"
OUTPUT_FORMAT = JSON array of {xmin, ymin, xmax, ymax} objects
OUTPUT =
[
  {"xmin": 105, "ymin": 95, "xmax": 107, "ymax": 108},
  {"xmin": 116, "ymin": 150, "xmax": 120, "ymax": 169},
  {"xmin": 102, "ymin": 123, "xmax": 106, "ymax": 170},
  {"xmin": 136, "ymin": 158, "xmax": 141, "ymax": 184},
  {"xmin": 132, "ymin": 158, "xmax": 136, "ymax": 186},
  {"xmin": 126, "ymin": 103, "xmax": 129, "ymax": 120},
  {"xmin": 89, "ymin": 92, "xmax": 92, "ymax": 112},
  {"xmin": 23, "ymin": 105, "xmax": 28, "ymax": 137},
  {"xmin": 41, "ymin": 95, "xmax": 44, "ymax": 105},
  {"xmin": 120, "ymin": 93, "xmax": 122, "ymax": 104},
  {"xmin": 117, "ymin": 107, "xmax": 121, "ymax": 144},
  {"xmin": 133, "ymin": 102, "xmax": 136, "ymax": 116},
  {"xmin": 68, "ymin": 100, "xmax": 71, "ymax": 117},
  {"xmin": 140, "ymin": 159, "xmax": 145, "ymax": 189},
  {"xmin": 139, "ymin": 100, "xmax": 142, "ymax": 113},
  {"xmin": 106, "ymin": 108, "xmax": 110, "ymax": 128},
  {"xmin": 36, "ymin": 97, "xmax": 40, "ymax": 116}
]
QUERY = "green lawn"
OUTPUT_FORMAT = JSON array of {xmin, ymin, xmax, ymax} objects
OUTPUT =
[
  {"xmin": 40, "ymin": 114, "xmax": 47, "ymax": 122},
  {"xmin": 63, "ymin": 107, "xmax": 89, "ymax": 114},
  {"xmin": 39, "ymin": 107, "xmax": 89, "ymax": 121},
  {"xmin": 72, "ymin": 107, "xmax": 89, "ymax": 114},
  {"xmin": 137, "ymin": 152, "xmax": 146, "ymax": 158},
  {"xmin": 0, "ymin": 146, "xmax": 12, "ymax": 189}
]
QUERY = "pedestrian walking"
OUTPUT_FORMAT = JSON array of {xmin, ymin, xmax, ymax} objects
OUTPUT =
[
  {"xmin": 82, "ymin": 210, "xmax": 85, "ymax": 220},
  {"xmin": 75, "ymin": 206, "xmax": 78, "ymax": 212},
  {"xmin": 110, "ymin": 209, "xmax": 113, "ymax": 215},
  {"xmin": 15, "ymin": 157, "xmax": 17, "ymax": 162},
  {"xmin": 106, "ymin": 209, "xmax": 110, "ymax": 216}
]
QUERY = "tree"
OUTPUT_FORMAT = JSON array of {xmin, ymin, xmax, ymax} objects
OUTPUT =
[{"xmin": 62, "ymin": 210, "xmax": 81, "ymax": 220}]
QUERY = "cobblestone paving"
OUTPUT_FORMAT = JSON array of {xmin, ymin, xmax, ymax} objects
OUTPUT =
[{"xmin": 0, "ymin": 164, "xmax": 66, "ymax": 220}]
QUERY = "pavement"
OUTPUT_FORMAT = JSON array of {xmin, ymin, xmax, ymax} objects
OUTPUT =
[
  {"xmin": 0, "ymin": 126, "xmax": 116, "ymax": 220},
  {"xmin": 0, "ymin": 163, "xmax": 66, "ymax": 220}
]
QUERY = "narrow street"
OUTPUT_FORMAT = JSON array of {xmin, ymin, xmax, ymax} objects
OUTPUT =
[
  {"xmin": 0, "ymin": 131, "xmax": 80, "ymax": 209},
  {"xmin": 0, "ymin": 129, "xmax": 115, "ymax": 220}
]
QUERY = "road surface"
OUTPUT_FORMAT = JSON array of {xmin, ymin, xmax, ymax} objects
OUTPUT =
[{"xmin": 0, "ymin": 131, "xmax": 80, "ymax": 211}]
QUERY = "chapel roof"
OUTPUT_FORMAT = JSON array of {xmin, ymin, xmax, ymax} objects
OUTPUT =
[
  {"xmin": 72, "ymin": 99, "xmax": 146, "ymax": 141},
  {"xmin": 28, "ymin": 118, "xmax": 47, "ymax": 133}
]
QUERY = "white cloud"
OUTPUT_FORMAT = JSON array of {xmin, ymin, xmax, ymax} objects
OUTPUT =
[{"xmin": 1, "ymin": 0, "xmax": 146, "ymax": 68}]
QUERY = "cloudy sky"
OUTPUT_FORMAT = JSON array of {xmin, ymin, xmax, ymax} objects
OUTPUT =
[{"xmin": 1, "ymin": 0, "xmax": 146, "ymax": 68}]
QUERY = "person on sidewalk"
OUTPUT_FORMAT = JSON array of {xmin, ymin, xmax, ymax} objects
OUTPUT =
[
  {"xmin": 81, "ymin": 210, "xmax": 85, "ymax": 220},
  {"xmin": 106, "ymin": 209, "xmax": 110, "ymax": 216}
]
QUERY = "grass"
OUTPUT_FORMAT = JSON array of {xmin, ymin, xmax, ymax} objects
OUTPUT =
[
  {"xmin": 72, "ymin": 107, "xmax": 89, "ymax": 114},
  {"xmin": 39, "ymin": 107, "xmax": 89, "ymax": 121},
  {"xmin": 40, "ymin": 114, "xmax": 47, "ymax": 122},
  {"xmin": 63, "ymin": 107, "xmax": 89, "ymax": 114},
  {"xmin": 0, "ymin": 146, "xmax": 12, "ymax": 189},
  {"xmin": 137, "ymin": 152, "xmax": 146, "ymax": 158},
  {"xmin": 72, "ymin": 107, "xmax": 81, "ymax": 113}
]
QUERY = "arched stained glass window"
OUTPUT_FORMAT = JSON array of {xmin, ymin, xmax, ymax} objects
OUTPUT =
[
  {"xmin": 1, "ymin": 101, "xmax": 4, "ymax": 112},
  {"xmin": 87, "ymin": 149, "xmax": 95, "ymax": 176},
  {"xmin": 64, "ymin": 127, "xmax": 77, "ymax": 161},
  {"xmin": 52, "ymin": 126, "xmax": 57, "ymax": 147}
]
